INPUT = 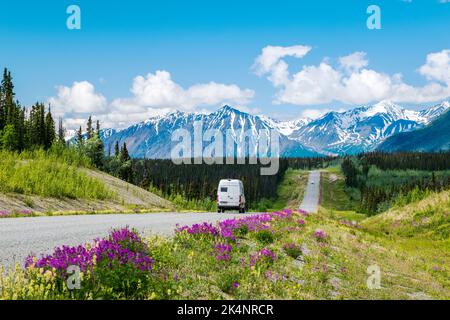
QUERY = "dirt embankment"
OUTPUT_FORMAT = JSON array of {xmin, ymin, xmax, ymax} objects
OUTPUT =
[{"xmin": 0, "ymin": 168, "xmax": 174, "ymax": 214}]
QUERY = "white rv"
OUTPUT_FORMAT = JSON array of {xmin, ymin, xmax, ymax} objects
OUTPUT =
[{"xmin": 217, "ymin": 179, "xmax": 246, "ymax": 213}]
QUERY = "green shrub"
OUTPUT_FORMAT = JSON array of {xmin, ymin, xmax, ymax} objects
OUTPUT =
[
  {"xmin": 216, "ymin": 270, "xmax": 241, "ymax": 294},
  {"xmin": 253, "ymin": 230, "xmax": 275, "ymax": 245},
  {"xmin": 235, "ymin": 225, "xmax": 249, "ymax": 238},
  {"xmin": 283, "ymin": 243, "xmax": 302, "ymax": 259}
]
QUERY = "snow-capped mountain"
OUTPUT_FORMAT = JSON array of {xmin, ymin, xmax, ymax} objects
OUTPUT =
[
  {"xmin": 90, "ymin": 101, "xmax": 449, "ymax": 158},
  {"xmin": 257, "ymin": 115, "xmax": 310, "ymax": 136},
  {"xmin": 288, "ymin": 101, "xmax": 450, "ymax": 154},
  {"xmin": 100, "ymin": 105, "xmax": 320, "ymax": 158}
]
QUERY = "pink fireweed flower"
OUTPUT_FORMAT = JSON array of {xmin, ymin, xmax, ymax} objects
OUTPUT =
[
  {"xmin": 339, "ymin": 220, "xmax": 362, "ymax": 229},
  {"xmin": 298, "ymin": 210, "xmax": 309, "ymax": 217},
  {"xmin": 175, "ymin": 222, "xmax": 219, "ymax": 237},
  {"xmin": 176, "ymin": 210, "xmax": 293, "ymax": 241},
  {"xmin": 297, "ymin": 219, "xmax": 305, "ymax": 226},
  {"xmin": 211, "ymin": 242, "xmax": 232, "ymax": 261},
  {"xmin": 25, "ymin": 227, "xmax": 154, "ymax": 275},
  {"xmin": 432, "ymin": 265, "xmax": 441, "ymax": 271},
  {"xmin": 18, "ymin": 209, "xmax": 33, "ymax": 215},
  {"xmin": 248, "ymin": 248, "xmax": 277, "ymax": 267},
  {"xmin": 313, "ymin": 229, "xmax": 327, "ymax": 240},
  {"xmin": 0, "ymin": 211, "xmax": 10, "ymax": 217}
]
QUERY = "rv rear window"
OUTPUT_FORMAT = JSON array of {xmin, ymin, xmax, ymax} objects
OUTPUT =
[{"xmin": 220, "ymin": 187, "xmax": 228, "ymax": 192}]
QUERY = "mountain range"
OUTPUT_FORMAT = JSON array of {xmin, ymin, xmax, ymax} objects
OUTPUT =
[
  {"xmin": 89, "ymin": 100, "xmax": 450, "ymax": 158},
  {"xmin": 378, "ymin": 106, "xmax": 450, "ymax": 152}
]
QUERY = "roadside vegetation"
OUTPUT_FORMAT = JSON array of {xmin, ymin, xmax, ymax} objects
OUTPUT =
[
  {"xmin": 2, "ymin": 198, "xmax": 448, "ymax": 299},
  {"xmin": 0, "ymin": 146, "xmax": 113, "ymax": 200},
  {"xmin": 1, "ymin": 158, "xmax": 449, "ymax": 299},
  {"xmin": 319, "ymin": 167, "xmax": 449, "ymax": 298}
]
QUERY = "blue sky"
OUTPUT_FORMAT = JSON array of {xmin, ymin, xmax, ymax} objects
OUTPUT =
[{"xmin": 1, "ymin": 0, "xmax": 450, "ymax": 128}]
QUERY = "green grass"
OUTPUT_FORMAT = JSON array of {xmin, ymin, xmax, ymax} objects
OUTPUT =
[
  {"xmin": 319, "ymin": 167, "xmax": 450, "ymax": 297},
  {"xmin": 362, "ymin": 189, "xmax": 450, "ymax": 240},
  {"xmin": 320, "ymin": 168, "xmax": 365, "ymax": 222},
  {"xmin": 0, "ymin": 148, "xmax": 114, "ymax": 200}
]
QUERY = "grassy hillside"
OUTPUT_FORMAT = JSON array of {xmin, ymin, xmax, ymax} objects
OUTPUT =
[
  {"xmin": 319, "ymin": 168, "xmax": 450, "ymax": 297},
  {"xmin": 0, "ymin": 148, "xmax": 173, "ymax": 216},
  {"xmin": 362, "ymin": 189, "xmax": 450, "ymax": 239},
  {"xmin": 0, "ymin": 149, "xmax": 113, "ymax": 200}
]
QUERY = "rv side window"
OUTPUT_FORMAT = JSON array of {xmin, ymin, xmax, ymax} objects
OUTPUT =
[{"xmin": 220, "ymin": 187, "xmax": 228, "ymax": 192}]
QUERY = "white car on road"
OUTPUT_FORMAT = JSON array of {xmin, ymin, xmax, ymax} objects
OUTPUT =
[{"xmin": 217, "ymin": 179, "xmax": 246, "ymax": 213}]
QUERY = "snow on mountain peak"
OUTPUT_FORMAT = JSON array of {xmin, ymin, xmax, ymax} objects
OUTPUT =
[
  {"xmin": 88, "ymin": 101, "xmax": 450, "ymax": 158},
  {"xmin": 361, "ymin": 100, "xmax": 403, "ymax": 118}
]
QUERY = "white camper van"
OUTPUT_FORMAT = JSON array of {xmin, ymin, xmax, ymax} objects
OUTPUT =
[{"xmin": 217, "ymin": 179, "xmax": 246, "ymax": 213}]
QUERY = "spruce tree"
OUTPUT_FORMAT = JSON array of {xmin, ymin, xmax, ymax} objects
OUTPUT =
[
  {"xmin": 2, "ymin": 69, "xmax": 15, "ymax": 127},
  {"xmin": 57, "ymin": 117, "xmax": 65, "ymax": 144},
  {"xmin": 114, "ymin": 141, "xmax": 120, "ymax": 157},
  {"xmin": 44, "ymin": 106, "xmax": 55, "ymax": 149},
  {"xmin": 0, "ymin": 75, "xmax": 4, "ymax": 131},
  {"xmin": 37, "ymin": 103, "xmax": 45, "ymax": 146},
  {"xmin": 76, "ymin": 126, "xmax": 84, "ymax": 149},
  {"xmin": 85, "ymin": 119, "xmax": 105, "ymax": 168},
  {"xmin": 121, "ymin": 142, "xmax": 131, "ymax": 162},
  {"xmin": 16, "ymin": 106, "xmax": 25, "ymax": 150},
  {"xmin": 96, "ymin": 120, "xmax": 101, "ymax": 138},
  {"xmin": 119, "ymin": 142, "xmax": 132, "ymax": 182},
  {"xmin": 86, "ymin": 116, "xmax": 94, "ymax": 140}
]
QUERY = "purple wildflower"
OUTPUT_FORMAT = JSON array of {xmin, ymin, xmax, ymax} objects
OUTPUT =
[
  {"xmin": 0, "ymin": 211, "xmax": 11, "ymax": 217},
  {"xmin": 25, "ymin": 227, "xmax": 154, "ymax": 276},
  {"xmin": 175, "ymin": 222, "xmax": 219, "ymax": 237},
  {"xmin": 248, "ymin": 248, "xmax": 277, "ymax": 267},
  {"xmin": 313, "ymin": 229, "xmax": 327, "ymax": 240},
  {"xmin": 211, "ymin": 242, "xmax": 232, "ymax": 261},
  {"xmin": 299, "ymin": 210, "xmax": 310, "ymax": 217}
]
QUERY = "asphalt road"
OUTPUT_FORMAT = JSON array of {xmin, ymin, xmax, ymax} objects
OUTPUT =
[
  {"xmin": 298, "ymin": 170, "xmax": 321, "ymax": 214},
  {"xmin": 0, "ymin": 212, "xmax": 249, "ymax": 269},
  {"xmin": 0, "ymin": 171, "xmax": 321, "ymax": 269}
]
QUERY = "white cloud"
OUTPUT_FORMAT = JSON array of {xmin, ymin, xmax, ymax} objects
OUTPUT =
[
  {"xmin": 253, "ymin": 45, "xmax": 311, "ymax": 86},
  {"xmin": 254, "ymin": 45, "xmax": 450, "ymax": 106},
  {"xmin": 339, "ymin": 52, "xmax": 369, "ymax": 72},
  {"xmin": 418, "ymin": 49, "xmax": 450, "ymax": 84},
  {"xmin": 118, "ymin": 70, "xmax": 254, "ymax": 110},
  {"xmin": 49, "ymin": 81, "xmax": 107, "ymax": 115},
  {"xmin": 49, "ymin": 70, "xmax": 254, "ymax": 129}
]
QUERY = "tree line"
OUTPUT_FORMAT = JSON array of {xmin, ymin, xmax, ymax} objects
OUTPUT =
[
  {"xmin": 358, "ymin": 151, "xmax": 450, "ymax": 171},
  {"xmin": 0, "ymin": 68, "xmax": 59, "ymax": 151},
  {"xmin": 341, "ymin": 153, "xmax": 450, "ymax": 215},
  {"xmin": 115, "ymin": 157, "xmax": 335, "ymax": 207}
]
